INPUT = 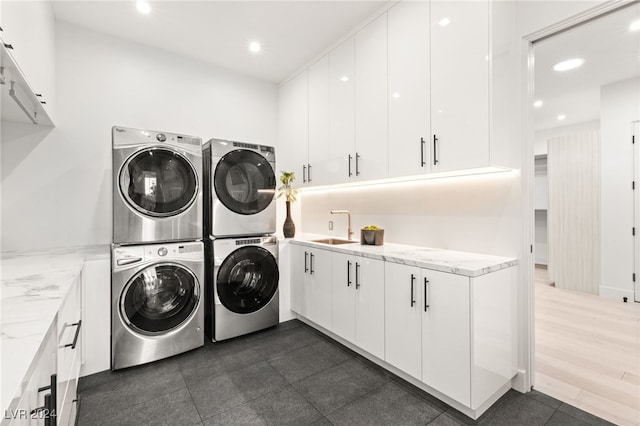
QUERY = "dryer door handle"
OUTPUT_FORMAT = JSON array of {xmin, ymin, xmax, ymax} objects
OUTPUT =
[{"xmin": 117, "ymin": 257, "xmax": 143, "ymax": 266}]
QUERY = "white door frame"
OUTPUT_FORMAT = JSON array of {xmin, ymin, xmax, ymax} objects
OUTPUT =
[
  {"xmin": 521, "ymin": 0, "xmax": 637, "ymax": 391},
  {"xmin": 634, "ymin": 121, "xmax": 640, "ymax": 302}
]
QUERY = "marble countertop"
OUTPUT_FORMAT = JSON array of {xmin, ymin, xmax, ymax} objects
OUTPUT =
[
  {"xmin": 289, "ymin": 235, "xmax": 517, "ymax": 277},
  {"xmin": 1, "ymin": 244, "xmax": 109, "ymax": 413}
]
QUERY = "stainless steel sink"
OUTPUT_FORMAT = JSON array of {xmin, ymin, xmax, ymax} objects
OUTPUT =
[{"xmin": 311, "ymin": 238, "xmax": 355, "ymax": 245}]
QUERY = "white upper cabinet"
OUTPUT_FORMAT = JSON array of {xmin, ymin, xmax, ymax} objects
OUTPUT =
[
  {"xmin": 388, "ymin": 1, "xmax": 431, "ymax": 177},
  {"xmin": 308, "ymin": 56, "xmax": 332, "ymax": 186},
  {"xmin": 289, "ymin": 71, "xmax": 310, "ymax": 186},
  {"xmin": 329, "ymin": 37, "xmax": 356, "ymax": 182},
  {"xmin": 355, "ymin": 13, "xmax": 389, "ymax": 181},
  {"xmin": 280, "ymin": 0, "xmax": 504, "ymax": 186},
  {"xmin": 430, "ymin": 0, "xmax": 490, "ymax": 172},
  {"xmin": 0, "ymin": 0, "xmax": 56, "ymax": 122}
]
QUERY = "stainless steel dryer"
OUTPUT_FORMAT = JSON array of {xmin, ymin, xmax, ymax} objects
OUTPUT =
[
  {"xmin": 207, "ymin": 236, "xmax": 279, "ymax": 341},
  {"xmin": 204, "ymin": 139, "xmax": 276, "ymax": 238},
  {"xmin": 111, "ymin": 241, "xmax": 204, "ymax": 370},
  {"xmin": 113, "ymin": 126, "xmax": 202, "ymax": 245}
]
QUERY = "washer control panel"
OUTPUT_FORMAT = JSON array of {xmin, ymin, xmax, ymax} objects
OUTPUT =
[{"xmin": 113, "ymin": 241, "xmax": 203, "ymax": 268}]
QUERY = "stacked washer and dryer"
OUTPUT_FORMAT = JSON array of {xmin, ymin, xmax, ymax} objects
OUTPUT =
[
  {"xmin": 203, "ymin": 139, "xmax": 280, "ymax": 341},
  {"xmin": 111, "ymin": 127, "xmax": 205, "ymax": 370}
]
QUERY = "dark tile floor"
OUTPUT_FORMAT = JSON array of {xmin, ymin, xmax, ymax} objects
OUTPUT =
[{"xmin": 78, "ymin": 320, "xmax": 614, "ymax": 426}]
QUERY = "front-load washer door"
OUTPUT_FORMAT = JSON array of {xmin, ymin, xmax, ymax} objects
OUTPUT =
[
  {"xmin": 120, "ymin": 147, "xmax": 199, "ymax": 218},
  {"xmin": 214, "ymin": 150, "xmax": 276, "ymax": 216},
  {"xmin": 120, "ymin": 263, "xmax": 200, "ymax": 335},
  {"xmin": 216, "ymin": 246, "xmax": 279, "ymax": 314}
]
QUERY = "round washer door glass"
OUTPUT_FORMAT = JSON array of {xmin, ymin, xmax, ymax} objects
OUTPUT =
[
  {"xmin": 121, "ymin": 263, "xmax": 199, "ymax": 334},
  {"xmin": 214, "ymin": 150, "xmax": 275, "ymax": 215},
  {"xmin": 120, "ymin": 148, "xmax": 198, "ymax": 217},
  {"xmin": 217, "ymin": 246, "xmax": 278, "ymax": 314}
]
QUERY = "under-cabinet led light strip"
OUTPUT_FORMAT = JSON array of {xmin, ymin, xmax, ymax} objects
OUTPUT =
[{"xmin": 302, "ymin": 167, "xmax": 517, "ymax": 193}]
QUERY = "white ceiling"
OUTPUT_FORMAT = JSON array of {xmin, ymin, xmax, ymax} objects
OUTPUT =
[
  {"xmin": 51, "ymin": 1, "xmax": 387, "ymax": 84},
  {"xmin": 534, "ymin": 3, "xmax": 640, "ymax": 131}
]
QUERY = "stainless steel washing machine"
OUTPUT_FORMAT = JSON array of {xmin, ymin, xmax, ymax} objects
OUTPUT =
[
  {"xmin": 113, "ymin": 126, "xmax": 202, "ymax": 245},
  {"xmin": 112, "ymin": 241, "xmax": 204, "ymax": 370},
  {"xmin": 204, "ymin": 139, "xmax": 276, "ymax": 238},
  {"xmin": 207, "ymin": 236, "xmax": 279, "ymax": 341}
]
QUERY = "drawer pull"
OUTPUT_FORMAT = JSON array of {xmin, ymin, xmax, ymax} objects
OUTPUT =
[
  {"xmin": 65, "ymin": 320, "xmax": 82, "ymax": 349},
  {"xmin": 410, "ymin": 274, "xmax": 416, "ymax": 307},
  {"xmin": 32, "ymin": 374, "xmax": 56, "ymax": 426},
  {"xmin": 424, "ymin": 278, "xmax": 430, "ymax": 311}
]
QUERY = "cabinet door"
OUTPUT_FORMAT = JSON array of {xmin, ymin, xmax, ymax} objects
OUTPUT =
[
  {"xmin": 355, "ymin": 13, "xmax": 388, "ymax": 181},
  {"xmin": 384, "ymin": 262, "xmax": 422, "ymax": 380},
  {"xmin": 388, "ymin": 1, "xmax": 430, "ymax": 177},
  {"xmin": 308, "ymin": 56, "xmax": 332, "ymax": 186},
  {"xmin": 290, "ymin": 246, "xmax": 307, "ymax": 315},
  {"xmin": 430, "ymin": 1, "xmax": 490, "ymax": 172},
  {"xmin": 8, "ymin": 325, "xmax": 56, "ymax": 426},
  {"xmin": 290, "ymin": 71, "xmax": 310, "ymax": 186},
  {"xmin": 422, "ymin": 269, "xmax": 471, "ymax": 406},
  {"xmin": 0, "ymin": 1, "xmax": 55, "ymax": 118},
  {"xmin": 307, "ymin": 249, "xmax": 332, "ymax": 330},
  {"xmin": 354, "ymin": 257, "xmax": 385, "ymax": 359},
  {"xmin": 331, "ymin": 252, "xmax": 356, "ymax": 341},
  {"xmin": 329, "ymin": 37, "xmax": 356, "ymax": 183},
  {"xmin": 57, "ymin": 276, "xmax": 82, "ymax": 423}
]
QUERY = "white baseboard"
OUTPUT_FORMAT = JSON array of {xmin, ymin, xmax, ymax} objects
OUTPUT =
[
  {"xmin": 599, "ymin": 285, "xmax": 635, "ymax": 302},
  {"xmin": 511, "ymin": 369, "xmax": 529, "ymax": 393}
]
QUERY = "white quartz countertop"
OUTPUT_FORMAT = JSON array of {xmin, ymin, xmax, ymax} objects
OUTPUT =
[
  {"xmin": 1, "ymin": 244, "xmax": 110, "ymax": 413},
  {"xmin": 289, "ymin": 235, "xmax": 517, "ymax": 277}
]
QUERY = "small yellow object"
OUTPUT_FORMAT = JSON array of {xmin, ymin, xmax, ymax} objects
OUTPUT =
[{"xmin": 363, "ymin": 225, "xmax": 381, "ymax": 231}]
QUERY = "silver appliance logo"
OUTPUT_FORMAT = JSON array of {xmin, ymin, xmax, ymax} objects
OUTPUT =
[{"xmin": 236, "ymin": 238, "xmax": 261, "ymax": 246}]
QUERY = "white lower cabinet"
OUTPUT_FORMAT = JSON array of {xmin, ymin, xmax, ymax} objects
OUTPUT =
[
  {"xmin": 291, "ymin": 243, "xmax": 515, "ymax": 416},
  {"xmin": 57, "ymin": 276, "xmax": 83, "ymax": 425},
  {"xmin": 7, "ymin": 326, "xmax": 56, "ymax": 426},
  {"xmin": 384, "ymin": 263, "xmax": 423, "ymax": 380},
  {"xmin": 331, "ymin": 253, "xmax": 385, "ymax": 359},
  {"xmin": 421, "ymin": 268, "xmax": 471, "ymax": 407},
  {"xmin": 291, "ymin": 246, "xmax": 332, "ymax": 330},
  {"xmin": 385, "ymin": 263, "xmax": 471, "ymax": 405}
]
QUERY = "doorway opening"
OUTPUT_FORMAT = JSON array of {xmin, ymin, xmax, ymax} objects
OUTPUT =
[{"xmin": 531, "ymin": 4, "xmax": 640, "ymax": 425}]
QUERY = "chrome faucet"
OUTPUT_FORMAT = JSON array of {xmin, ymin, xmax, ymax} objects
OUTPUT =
[{"xmin": 330, "ymin": 210, "xmax": 353, "ymax": 240}]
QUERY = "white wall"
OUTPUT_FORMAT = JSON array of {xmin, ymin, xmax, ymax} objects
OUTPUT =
[
  {"xmin": 600, "ymin": 78, "xmax": 639, "ymax": 300},
  {"xmin": 1, "ymin": 22, "xmax": 278, "ymax": 251},
  {"xmin": 301, "ymin": 172, "xmax": 521, "ymax": 256}
]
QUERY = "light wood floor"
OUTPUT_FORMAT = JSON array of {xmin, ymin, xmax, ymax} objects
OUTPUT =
[{"xmin": 535, "ymin": 267, "xmax": 640, "ymax": 425}]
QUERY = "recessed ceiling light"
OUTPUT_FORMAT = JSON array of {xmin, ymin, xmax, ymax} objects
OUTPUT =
[
  {"xmin": 533, "ymin": 100, "xmax": 543, "ymax": 108},
  {"xmin": 136, "ymin": 1, "xmax": 151, "ymax": 14},
  {"xmin": 340, "ymin": 75, "xmax": 349, "ymax": 82},
  {"xmin": 438, "ymin": 17, "xmax": 451, "ymax": 27},
  {"xmin": 557, "ymin": 114, "xmax": 566, "ymax": 121},
  {"xmin": 630, "ymin": 20, "xmax": 640, "ymax": 32},
  {"xmin": 392, "ymin": 92, "xmax": 400, "ymax": 99},
  {"xmin": 553, "ymin": 58, "xmax": 585, "ymax": 72},
  {"xmin": 249, "ymin": 41, "xmax": 261, "ymax": 53}
]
